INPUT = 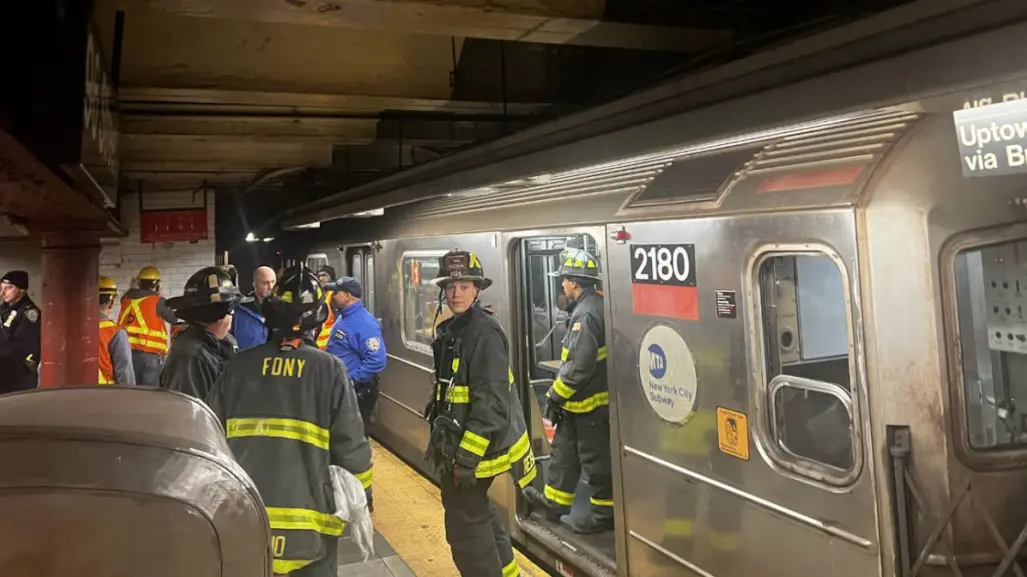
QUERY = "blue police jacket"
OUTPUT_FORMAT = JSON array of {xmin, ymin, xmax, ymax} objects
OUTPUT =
[
  {"xmin": 326, "ymin": 300, "xmax": 386, "ymax": 385},
  {"xmin": 230, "ymin": 299, "xmax": 269, "ymax": 351}
]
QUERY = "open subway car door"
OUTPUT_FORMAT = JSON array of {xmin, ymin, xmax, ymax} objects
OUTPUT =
[{"xmin": 0, "ymin": 387, "xmax": 272, "ymax": 577}]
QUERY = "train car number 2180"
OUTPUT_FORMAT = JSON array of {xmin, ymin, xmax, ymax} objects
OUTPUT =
[{"xmin": 629, "ymin": 243, "xmax": 699, "ymax": 321}]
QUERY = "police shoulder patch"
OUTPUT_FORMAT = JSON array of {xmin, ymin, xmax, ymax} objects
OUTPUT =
[
  {"xmin": 366, "ymin": 337, "xmax": 381, "ymax": 352},
  {"xmin": 572, "ymin": 322, "xmax": 582, "ymax": 332},
  {"xmin": 25, "ymin": 309, "xmax": 38, "ymax": 323}
]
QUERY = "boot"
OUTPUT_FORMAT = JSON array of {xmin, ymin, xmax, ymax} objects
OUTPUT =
[
  {"xmin": 563, "ymin": 514, "xmax": 614, "ymax": 535},
  {"xmin": 523, "ymin": 486, "xmax": 569, "ymax": 522}
]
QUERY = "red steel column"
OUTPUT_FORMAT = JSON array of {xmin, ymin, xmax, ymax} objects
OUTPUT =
[{"xmin": 39, "ymin": 233, "xmax": 100, "ymax": 387}]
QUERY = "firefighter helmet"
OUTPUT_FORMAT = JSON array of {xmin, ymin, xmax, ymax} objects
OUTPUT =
[
  {"xmin": 167, "ymin": 266, "xmax": 243, "ymax": 323},
  {"xmin": 549, "ymin": 248, "xmax": 601, "ymax": 283},
  {"xmin": 98, "ymin": 276, "xmax": 118, "ymax": 296},
  {"xmin": 137, "ymin": 266, "xmax": 161, "ymax": 282},
  {"xmin": 433, "ymin": 249, "xmax": 492, "ymax": 290},
  {"xmin": 265, "ymin": 265, "xmax": 329, "ymax": 333}
]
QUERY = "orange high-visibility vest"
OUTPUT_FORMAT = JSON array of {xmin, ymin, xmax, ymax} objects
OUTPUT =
[
  {"xmin": 98, "ymin": 320, "xmax": 120, "ymax": 385},
  {"xmin": 316, "ymin": 290, "xmax": 335, "ymax": 350},
  {"xmin": 118, "ymin": 294, "xmax": 169, "ymax": 355}
]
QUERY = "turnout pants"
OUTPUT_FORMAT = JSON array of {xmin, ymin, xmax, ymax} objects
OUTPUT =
[
  {"xmin": 131, "ymin": 350, "xmax": 163, "ymax": 387},
  {"xmin": 545, "ymin": 405, "xmax": 613, "ymax": 519},
  {"xmin": 440, "ymin": 474, "xmax": 520, "ymax": 577}
]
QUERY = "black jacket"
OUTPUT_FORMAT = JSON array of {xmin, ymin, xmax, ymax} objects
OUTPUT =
[
  {"xmin": 432, "ymin": 304, "xmax": 537, "ymax": 487},
  {"xmin": 0, "ymin": 296, "xmax": 40, "ymax": 394},
  {"xmin": 206, "ymin": 337, "xmax": 373, "ymax": 574},
  {"xmin": 546, "ymin": 288, "xmax": 608, "ymax": 414},
  {"xmin": 159, "ymin": 324, "xmax": 234, "ymax": 399}
]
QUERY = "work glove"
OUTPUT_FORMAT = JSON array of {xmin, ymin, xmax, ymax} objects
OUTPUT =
[
  {"xmin": 453, "ymin": 463, "xmax": 477, "ymax": 491},
  {"xmin": 544, "ymin": 397, "xmax": 564, "ymax": 426}
]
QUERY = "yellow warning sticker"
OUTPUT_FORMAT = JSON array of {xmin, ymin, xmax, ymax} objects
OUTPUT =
[{"xmin": 716, "ymin": 407, "xmax": 749, "ymax": 460}]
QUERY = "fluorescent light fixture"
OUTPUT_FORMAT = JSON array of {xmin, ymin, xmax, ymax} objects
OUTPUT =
[
  {"xmin": 262, "ymin": 237, "xmax": 275, "ymax": 242},
  {"xmin": 245, "ymin": 232, "xmax": 257, "ymax": 242},
  {"xmin": 294, "ymin": 221, "xmax": 321, "ymax": 229},
  {"xmin": 349, "ymin": 208, "xmax": 385, "ymax": 218}
]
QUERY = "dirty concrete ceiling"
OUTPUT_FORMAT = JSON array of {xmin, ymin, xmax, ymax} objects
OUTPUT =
[{"xmin": 95, "ymin": 0, "xmax": 912, "ymax": 220}]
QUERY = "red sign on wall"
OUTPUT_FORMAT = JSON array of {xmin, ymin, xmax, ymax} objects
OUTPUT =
[{"xmin": 140, "ymin": 209, "xmax": 208, "ymax": 243}]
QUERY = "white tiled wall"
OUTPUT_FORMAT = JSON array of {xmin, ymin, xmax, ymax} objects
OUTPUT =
[{"xmin": 99, "ymin": 191, "xmax": 216, "ymax": 317}]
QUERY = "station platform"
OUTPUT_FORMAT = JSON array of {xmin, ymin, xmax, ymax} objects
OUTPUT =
[{"xmin": 338, "ymin": 439, "xmax": 550, "ymax": 576}]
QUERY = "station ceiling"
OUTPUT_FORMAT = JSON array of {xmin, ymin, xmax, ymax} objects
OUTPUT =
[{"xmin": 95, "ymin": 0, "xmax": 913, "ymax": 225}]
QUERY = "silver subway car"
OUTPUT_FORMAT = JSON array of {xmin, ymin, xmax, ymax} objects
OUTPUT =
[{"xmin": 305, "ymin": 79, "xmax": 1027, "ymax": 576}]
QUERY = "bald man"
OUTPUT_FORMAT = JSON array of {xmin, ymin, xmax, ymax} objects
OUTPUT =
[{"xmin": 230, "ymin": 266, "xmax": 276, "ymax": 351}]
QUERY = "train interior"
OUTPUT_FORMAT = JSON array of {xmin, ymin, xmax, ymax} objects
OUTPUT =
[
  {"xmin": 513, "ymin": 233, "xmax": 618, "ymax": 568},
  {"xmin": 757, "ymin": 253, "xmax": 855, "ymax": 473},
  {"xmin": 954, "ymin": 239, "xmax": 1027, "ymax": 450}
]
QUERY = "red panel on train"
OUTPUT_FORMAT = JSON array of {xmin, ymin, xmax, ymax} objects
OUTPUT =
[{"xmin": 631, "ymin": 283, "xmax": 699, "ymax": 320}]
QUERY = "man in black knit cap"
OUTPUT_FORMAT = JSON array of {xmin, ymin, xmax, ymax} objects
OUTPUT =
[{"xmin": 0, "ymin": 271, "xmax": 40, "ymax": 394}]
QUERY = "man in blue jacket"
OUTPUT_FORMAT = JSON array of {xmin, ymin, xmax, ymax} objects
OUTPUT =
[
  {"xmin": 230, "ymin": 266, "xmax": 275, "ymax": 351},
  {"xmin": 326, "ymin": 277, "xmax": 386, "ymax": 433}
]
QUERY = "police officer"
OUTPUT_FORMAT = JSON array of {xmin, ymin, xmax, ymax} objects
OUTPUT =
[
  {"xmin": 160, "ymin": 267, "xmax": 241, "ymax": 400},
  {"xmin": 98, "ymin": 276, "xmax": 135, "ymax": 385},
  {"xmin": 206, "ymin": 265, "xmax": 373, "ymax": 577},
  {"xmin": 423, "ymin": 249, "xmax": 537, "ymax": 577},
  {"xmin": 523, "ymin": 248, "xmax": 613, "ymax": 534},
  {"xmin": 118, "ymin": 266, "xmax": 179, "ymax": 386},
  {"xmin": 0, "ymin": 271, "xmax": 40, "ymax": 394},
  {"xmin": 314, "ymin": 265, "xmax": 337, "ymax": 350},
  {"xmin": 325, "ymin": 276, "xmax": 386, "ymax": 433}
]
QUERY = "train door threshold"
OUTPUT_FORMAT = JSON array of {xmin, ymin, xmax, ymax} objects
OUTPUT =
[{"xmin": 519, "ymin": 514, "xmax": 616, "ymax": 577}]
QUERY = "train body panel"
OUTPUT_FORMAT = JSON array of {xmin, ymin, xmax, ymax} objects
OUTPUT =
[{"xmin": 301, "ymin": 73, "xmax": 1027, "ymax": 576}]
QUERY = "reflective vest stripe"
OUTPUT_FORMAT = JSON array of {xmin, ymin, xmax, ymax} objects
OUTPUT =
[
  {"xmin": 459, "ymin": 430, "xmax": 490, "ymax": 457},
  {"xmin": 226, "ymin": 417, "xmax": 330, "ymax": 450},
  {"xmin": 354, "ymin": 468, "xmax": 373, "ymax": 490},
  {"xmin": 118, "ymin": 296, "xmax": 169, "ymax": 354},
  {"xmin": 502, "ymin": 559, "xmax": 520, "ymax": 577},
  {"xmin": 563, "ymin": 391, "xmax": 609, "ymax": 414},
  {"xmin": 98, "ymin": 320, "xmax": 120, "ymax": 384},
  {"xmin": 544, "ymin": 485, "xmax": 575, "ymax": 507},
  {"xmin": 315, "ymin": 291, "xmax": 334, "ymax": 350}
]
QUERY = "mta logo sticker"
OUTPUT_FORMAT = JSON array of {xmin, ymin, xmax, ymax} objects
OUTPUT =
[{"xmin": 648, "ymin": 343, "xmax": 667, "ymax": 379}]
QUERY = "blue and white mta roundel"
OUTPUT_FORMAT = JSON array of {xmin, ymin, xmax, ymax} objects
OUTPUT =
[{"xmin": 637, "ymin": 324, "xmax": 698, "ymax": 424}]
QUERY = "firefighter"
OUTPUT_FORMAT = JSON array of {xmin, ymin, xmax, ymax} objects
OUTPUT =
[
  {"xmin": 325, "ymin": 276, "xmax": 386, "ymax": 433},
  {"xmin": 314, "ymin": 265, "xmax": 337, "ymax": 350},
  {"xmin": 118, "ymin": 266, "xmax": 179, "ymax": 386},
  {"xmin": 98, "ymin": 276, "xmax": 135, "ymax": 385},
  {"xmin": 523, "ymin": 248, "xmax": 613, "ymax": 534},
  {"xmin": 160, "ymin": 267, "xmax": 241, "ymax": 400},
  {"xmin": 206, "ymin": 265, "xmax": 373, "ymax": 577},
  {"xmin": 0, "ymin": 271, "xmax": 40, "ymax": 394},
  {"xmin": 423, "ymin": 249, "xmax": 537, "ymax": 577}
]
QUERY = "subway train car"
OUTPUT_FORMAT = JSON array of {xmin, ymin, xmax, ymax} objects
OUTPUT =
[{"xmin": 299, "ymin": 72, "xmax": 1027, "ymax": 577}]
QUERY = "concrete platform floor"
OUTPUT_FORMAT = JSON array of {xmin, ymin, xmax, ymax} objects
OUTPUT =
[{"xmin": 342, "ymin": 439, "xmax": 550, "ymax": 577}]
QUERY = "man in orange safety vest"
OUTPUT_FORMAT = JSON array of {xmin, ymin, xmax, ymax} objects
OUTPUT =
[
  {"xmin": 98, "ymin": 276, "xmax": 135, "ymax": 385},
  {"xmin": 117, "ymin": 266, "xmax": 179, "ymax": 386}
]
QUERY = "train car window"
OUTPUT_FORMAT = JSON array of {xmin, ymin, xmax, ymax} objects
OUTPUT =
[
  {"xmin": 757, "ymin": 252, "xmax": 857, "ymax": 483},
  {"xmin": 366, "ymin": 255, "xmax": 376, "ymax": 315},
  {"xmin": 306, "ymin": 254, "xmax": 328, "ymax": 273},
  {"xmin": 953, "ymin": 239, "xmax": 1027, "ymax": 451},
  {"xmin": 351, "ymin": 253, "xmax": 363, "ymax": 284},
  {"xmin": 401, "ymin": 253, "xmax": 449, "ymax": 355}
]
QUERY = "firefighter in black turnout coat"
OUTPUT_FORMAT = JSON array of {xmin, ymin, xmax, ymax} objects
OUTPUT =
[
  {"xmin": 424, "ymin": 250, "xmax": 537, "ymax": 577},
  {"xmin": 524, "ymin": 248, "xmax": 614, "ymax": 534},
  {"xmin": 206, "ymin": 266, "xmax": 373, "ymax": 577}
]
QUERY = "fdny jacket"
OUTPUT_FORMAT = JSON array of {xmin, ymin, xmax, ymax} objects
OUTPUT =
[
  {"xmin": 547, "ymin": 287, "xmax": 608, "ymax": 414},
  {"xmin": 231, "ymin": 296, "xmax": 269, "ymax": 351},
  {"xmin": 0, "ymin": 296, "xmax": 40, "ymax": 394},
  {"xmin": 99, "ymin": 314, "xmax": 135, "ymax": 385},
  {"xmin": 433, "ymin": 305, "xmax": 537, "ymax": 487},
  {"xmin": 159, "ymin": 324, "xmax": 235, "ymax": 400},
  {"xmin": 206, "ymin": 339, "xmax": 373, "ymax": 575},
  {"xmin": 325, "ymin": 300, "xmax": 385, "ymax": 385}
]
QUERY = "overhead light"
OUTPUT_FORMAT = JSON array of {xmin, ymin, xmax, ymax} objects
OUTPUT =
[
  {"xmin": 262, "ymin": 237, "xmax": 275, "ymax": 242},
  {"xmin": 295, "ymin": 221, "xmax": 321, "ymax": 229},
  {"xmin": 348, "ymin": 208, "xmax": 384, "ymax": 218},
  {"xmin": 245, "ymin": 232, "xmax": 257, "ymax": 242}
]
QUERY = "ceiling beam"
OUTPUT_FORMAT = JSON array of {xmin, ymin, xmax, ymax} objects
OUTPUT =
[
  {"xmin": 140, "ymin": 0, "xmax": 732, "ymax": 52},
  {"xmin": 119, "ymin": 87, "xmax": 554, "ymax": 116}
]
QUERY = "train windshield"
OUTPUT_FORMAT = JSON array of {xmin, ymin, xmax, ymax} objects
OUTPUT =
[{"xmin": 953, "ymin": 238, "xmax": 1027, "ymax": 451}]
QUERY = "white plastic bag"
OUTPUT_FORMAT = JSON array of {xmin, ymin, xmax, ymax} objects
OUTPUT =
[{"xmin": 329, "ymin": 464, "xmax": 375, "ymax": 561}]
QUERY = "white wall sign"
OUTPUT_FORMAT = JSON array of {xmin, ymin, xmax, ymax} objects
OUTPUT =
[{"xmin": 638, "ymin": 324, "xmax": 699, "ymax": 423}]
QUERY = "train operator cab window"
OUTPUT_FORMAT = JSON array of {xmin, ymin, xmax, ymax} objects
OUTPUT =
[
  {"xmin": 401, "ymin": 253, "xmax": 450, "ymax": 355},
  {"xmin": 953, "ymin": 238, "xmax": 1027, "ymax": 452},
  {"xmin": 756, "ymin": 252, "xmax": 859, "ymax": 484}
]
